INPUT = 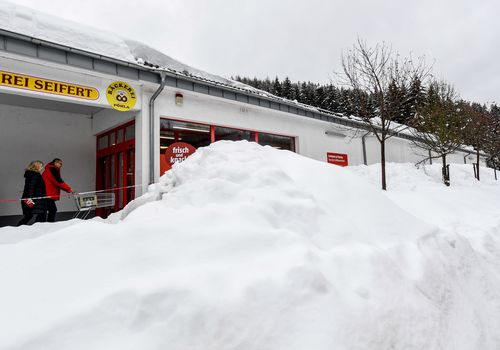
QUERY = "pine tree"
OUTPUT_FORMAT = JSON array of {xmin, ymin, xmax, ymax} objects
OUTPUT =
[
  {"xmin": 281, "ymin": 77, "xmax": 293, "ymax": 100},
  {"xmin": 314, "ymin": 86, "xmax": 327, "ymax": 109},
  {"xmin": 272, "ymin": 77, "xmax": 282, "ymax": 96},
  {"xmin": 298, "ymin": 82, "xmax": 308, "ymax": 104},
  {"xmin": 406, "ymin": 77, "xmax": 426, "ymax": 120},
  {"xmin": 462, "ymin": 102, "xmax": 493, "ymax": 180},
  {"xmin": 290, "ymin": 84, "xmax": 300, "ymax": 102},
  {"xmin": 325, "ymin": 85, "xmax": 340, "ymax": 112},
  {"xmin": 410, "ymin": 81, "xmax": 465, "ymax": 186}
]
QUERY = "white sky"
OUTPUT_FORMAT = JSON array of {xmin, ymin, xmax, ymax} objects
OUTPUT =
[{"xmin": 8, "ymin": 0, "xmax": 500, "ymax": 105}]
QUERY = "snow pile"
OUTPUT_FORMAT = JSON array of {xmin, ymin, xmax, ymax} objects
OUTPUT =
[{"xmin": 1, "ymin": 141, "xmax": 500, "ymax": 350}]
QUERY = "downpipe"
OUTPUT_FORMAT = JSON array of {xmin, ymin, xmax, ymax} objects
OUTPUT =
[
  {"xmin": 362, "ymin": 131, "xmax": 370, "ymax": 165},
  {"xmin": 149, "ymin": 71, "xmax": 167, "ymax": 185}
]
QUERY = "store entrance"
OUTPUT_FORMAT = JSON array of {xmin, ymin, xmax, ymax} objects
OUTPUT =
[
  {"xmin": 0, "ymin": 93, "xmax": 98, "ymax": 226},
  {"xmin": 96, "ymin": 122, "xmax": 135, "ymax": 217}
]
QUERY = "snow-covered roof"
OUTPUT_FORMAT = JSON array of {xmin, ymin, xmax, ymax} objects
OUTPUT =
[{"xmin": 0, "ymin": 0, "xmax": 284, "ymax": 99}]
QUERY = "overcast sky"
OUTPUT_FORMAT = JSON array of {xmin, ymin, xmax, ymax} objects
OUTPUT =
[{"xmin": 10, "ymin": 0, "xmax": 500, "ymax": 105}]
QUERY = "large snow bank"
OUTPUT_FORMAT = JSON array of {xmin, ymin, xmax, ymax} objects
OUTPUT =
[{"xmin": 1, "ymin": 141, "xmax": 499, "ymax": 350}]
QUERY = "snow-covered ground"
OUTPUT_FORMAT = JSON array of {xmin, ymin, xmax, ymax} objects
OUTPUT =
[{"xmin": 1, "ymin": 141, "xmax": 499, "ymax": 350}]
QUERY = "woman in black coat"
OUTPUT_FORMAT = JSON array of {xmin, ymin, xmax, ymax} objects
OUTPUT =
[{"xmin": 17, "ymin": 160, "xmax": 47, "ymax": 226}]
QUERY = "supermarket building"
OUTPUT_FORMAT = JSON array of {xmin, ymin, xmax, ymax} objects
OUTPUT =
[{"xmin": 0, "ymin": 4, "xmax": 486, "ymax": 224}]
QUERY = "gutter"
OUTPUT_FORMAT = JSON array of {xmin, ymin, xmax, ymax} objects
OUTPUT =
[{"xmin": 148, "ymin": 71, "xmax": 166, "ymax": 184}]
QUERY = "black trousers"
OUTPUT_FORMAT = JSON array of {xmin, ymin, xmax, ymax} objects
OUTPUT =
[
  {"xmin": 17, "ymin": 213, "xmax": 44, "ymax": 226},
  {"xmin": 46, "ymin": 199, "xmax": 58, "ymax": 222}
]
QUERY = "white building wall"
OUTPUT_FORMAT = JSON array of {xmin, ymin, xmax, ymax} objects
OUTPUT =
[
  {"xmin": 148, "ymin": 87, "xmax": 371, "ymax": 181},
  {"xmin": 364, "ymin": 136, "xmax": 380, "ymax": 165},
  {"xmin": 143, "ymin": 86, "xmax": 490, "ymax": 184},
  {"xmin": 0, "ymin": 103, "xmax": 95, "ymax": 216}
]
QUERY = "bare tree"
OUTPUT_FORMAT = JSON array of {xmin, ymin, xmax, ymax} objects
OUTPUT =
[
  {"xmin": 409, "ymin": 81, "xmax": 465, "ymax": 186},
  {"xmin": 339, "ymin": 38, "xmax": 430, "ymax": 190}
]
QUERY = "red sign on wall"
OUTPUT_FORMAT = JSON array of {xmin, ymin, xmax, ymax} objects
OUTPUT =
[
  {"xmin": 327, "ymin": 152, "xmax": 348, "ymax": 167},
  {"xmin": 160, "ymin": 142, "xmax": 196, "ymax": 174}
]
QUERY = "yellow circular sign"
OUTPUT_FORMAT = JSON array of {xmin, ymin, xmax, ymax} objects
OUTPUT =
[{"xmin": 106, "ymin": 81, "xmax": 137, "ymax": 112}]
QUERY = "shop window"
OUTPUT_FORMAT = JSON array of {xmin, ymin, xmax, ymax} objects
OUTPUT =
[
  {"xmin": 96, "ymin": 122, "xmax": 134, "ymax": 154},
  {"xmin": 125, "ymin": 124, "xmax": 135, "ymax": 141},
  {"xmin": 160, "ymin": 119, "xmax": 211, "ymax": 174},
  {"xmin": 258, "ymin": 133, "xmax": 295, "ymax": 151},
  {"xmin": 158, "ymin": 118, "xmax": 296, "ymax": 175},
  {"xmin": 160, "ymin": 130, "xmax": 175, "ymax": 150},
  {"xmin": 116, "ymin": 129, "xmax": 124, "ymax": 144},
  {"xmin": 160, "ymin": 119, "xmax": 211, "ymax": 150},
  {"xmin": 214, "ymin": 126, "xmax": 252, "ymax": 142},
  {"xmin": 97, "ymin": 135, "xmax": 108, "ymax": 150},
  {"xmin": 109, "ymin": 132, "xmax": 116, "ymax": 147}
]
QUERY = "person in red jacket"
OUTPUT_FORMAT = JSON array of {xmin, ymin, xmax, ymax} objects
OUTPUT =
[{"xmin": 42, "ymin": 158, "xmax": 74, "ymax": 222}]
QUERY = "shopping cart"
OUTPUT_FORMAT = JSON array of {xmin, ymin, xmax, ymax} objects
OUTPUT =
[{"xmin": 73, "ymin": 192, "xmax": 115, "ymax": 219}]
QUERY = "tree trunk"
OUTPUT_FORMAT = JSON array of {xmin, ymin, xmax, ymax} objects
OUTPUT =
[
  {"xmin": 476, "ymin": 149, "xmax": 480, "ymax": 181},
  {"xmin": 442, "ymin": 154, "xmax": 450, "ymax": 186},
  {"xmin": 381, "ymin": 140, "xmax": 387, "ymax": 190}
]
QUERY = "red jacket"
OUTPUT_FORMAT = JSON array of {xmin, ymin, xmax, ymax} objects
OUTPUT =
[{"xmin": 42, "ymin": 163, "xmax": 73, "ymax": 200}]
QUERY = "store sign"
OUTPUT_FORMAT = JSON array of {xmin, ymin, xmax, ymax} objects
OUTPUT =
[
  {"xmin": 0, "ymin": 70, "xmax": 99, "ymax": 100},
  {"xmin": 327, "ymin": 152, "xmax": 348, "ymax": 167},
  {"xmin": 106, "ymin": 81, "xmax": 137, "ymax": 111},
  {"xmin": 164, "ymin": 142, "xmax": 196, "ymax": 167}
]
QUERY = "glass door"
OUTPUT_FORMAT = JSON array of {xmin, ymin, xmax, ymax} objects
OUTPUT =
[{"xmin": 96, "ymin": 122, "xmax": 135, "ymax": 218}]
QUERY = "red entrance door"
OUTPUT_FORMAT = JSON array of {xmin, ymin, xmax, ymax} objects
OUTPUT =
[{"xmin": 96, "ymin": 122, "xmax": 135, "ymax": 217}]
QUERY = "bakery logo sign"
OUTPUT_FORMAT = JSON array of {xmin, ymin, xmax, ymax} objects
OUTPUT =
[
  {"xmin": 106, "ymin": 81, "xmax": 137, "ymax": 112},
  {"xmin": 0, "ymin": 70, "xmax": 99, "ymax": 100}
]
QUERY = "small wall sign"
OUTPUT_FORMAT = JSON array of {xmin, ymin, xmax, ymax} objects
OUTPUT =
[{"xmin": 327, "ymin": 152, "xmax": 348, "ymax": 167}]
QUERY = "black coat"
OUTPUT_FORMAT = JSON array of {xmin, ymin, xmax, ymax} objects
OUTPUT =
[{"xmin": 21, "ymin": 170, "xmax": 47, "ymax": 215}]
